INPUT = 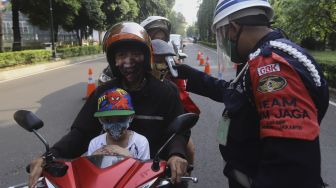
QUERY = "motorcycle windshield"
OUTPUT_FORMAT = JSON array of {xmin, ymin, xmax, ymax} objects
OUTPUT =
[{"xmin": 86, "ymin": 155, "xmax": 125, "ymax": 169}]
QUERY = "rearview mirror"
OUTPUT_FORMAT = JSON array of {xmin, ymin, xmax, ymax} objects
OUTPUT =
[
  {"xmin": 14, "ymin": 110, "xmax": 43, "ymax": 132},
  {"xmin": 166, "ymin": 113, "xmax": 199, "ymax": 135},
  {"xmin": 152, "ymin": 113, "xmax": 199, "ymax": 171}
]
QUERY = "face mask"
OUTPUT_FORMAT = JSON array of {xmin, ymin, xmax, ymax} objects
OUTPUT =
[
  {"xmin": 152, "ymin": 62, "xmax": 169, "ymax": 81},
  {"xmin": 219, "ymin": 25, "xmax": 245, "ymax": 64},
  {"xmin": 228, "ymin": 40, "xmax": 241, "ymax": 64},
  {"xmin": 102, "ymin": 121, "xmax": 130, "ymax": 140}
]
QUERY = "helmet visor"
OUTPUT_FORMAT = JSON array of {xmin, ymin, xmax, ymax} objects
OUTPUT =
[
  {"xmin": 146, "ymin": 20, "xmax": 171, "ymax": 33},
  {"xmin": 216, "ymin": 25, "xmax": 237, "ymax": 80}
]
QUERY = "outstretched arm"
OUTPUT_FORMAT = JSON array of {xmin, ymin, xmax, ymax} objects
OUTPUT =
[{"xmin": 174, "ymin": 64, "xmax": 230, "ymax": 102}]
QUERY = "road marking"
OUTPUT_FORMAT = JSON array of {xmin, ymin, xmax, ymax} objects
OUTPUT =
[
  {"xmin": 193, "ymin": 43, "xmax": 336, "ymax": 107},
  {"xmin": 0, "ymin": 57, "xmax": 105, "ymax": 84}
]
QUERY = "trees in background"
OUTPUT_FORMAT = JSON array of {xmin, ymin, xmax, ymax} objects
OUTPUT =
[
  {"xmin": 65, "ymin": 0, "xmax": 105, "ymax": 45},
  {"xmin": 169, "ymin": 10, "xmax": 187, "ymax": 36},
  {"xmin": 136, "ymin": 0, "xmax": 173, "ymax": 22},
  {"xmin": 196, "ymin": 0, "xmax": 217, "ymax": 42},
  {"xmin": 196, "ymin": 0, "xmax": 336, "ymax": 51},
  {"xmin": 1, "ymin": 0, "xmax": 183, "ymax": 49},
  {"xmin": 102, "ymin": 0, "xmax": 138, "ymax": 27},
  {"xmin": 271, "ymin": 0, "xmax": 336, "ymax": 50},
  {"xmin": 18, "ymin": 0, "xmax": 81, "ymax": 43},
  {"xmin": 186, "ymin": 23, "xmax": 198, "ymax": 38}
]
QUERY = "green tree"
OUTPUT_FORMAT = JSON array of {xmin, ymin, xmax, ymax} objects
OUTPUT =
[
  {"xmin": 64, "ymin": 0, "xmax": 105, "ymax": 45},
  {"xmin": 196, "ymin": 0, "xmax": 217, "ymax": 42},
  {"xmin": 272, "ymin": 0, "xmax": 336, "ymax": 50},
  {"xmin": 168, "ymin": 11, "xmax": 187, "ymax": 36},
  {"xmin": 19, "ymin": 0, "xmax": 81, "ymax": 42},
  {"xmin": 135, "ymin": 0, "xmax": 171, "ymax": 22},
  {"xmin": 186, "ymin": 22, "xmax": 198, "ymax": 38},
  {"xmin": 101, "ymin": 0, "xmax": 139, "ymax": 28}
]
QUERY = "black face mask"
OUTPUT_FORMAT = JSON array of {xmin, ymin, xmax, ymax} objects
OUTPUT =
[
  {"xmin": 230, "ymin": 25, "xmax": 247, "ymax": 64},
  {"xmin": 118, "ymin": 60, "xmax": 145, "ymax": 83}
]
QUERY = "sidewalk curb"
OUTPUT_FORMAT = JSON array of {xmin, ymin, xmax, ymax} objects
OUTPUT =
[{"xmin": 0, "ymin": 53, "xmax": 105, "ymax": 82}]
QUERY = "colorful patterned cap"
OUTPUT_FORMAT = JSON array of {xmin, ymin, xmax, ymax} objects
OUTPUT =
[{"xmin": 94, "ymin": 88, "xmax": 135, "ymax": 117}]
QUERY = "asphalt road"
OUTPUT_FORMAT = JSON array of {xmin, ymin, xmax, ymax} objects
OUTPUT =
[{"xmin": 0, "ymin": 43, "xmax": 335, "ymax": 188}]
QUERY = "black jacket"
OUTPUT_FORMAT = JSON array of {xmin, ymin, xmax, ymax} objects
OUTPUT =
[{"xmin": 50, "ymin": 74, "xmax": 189, "ymax": 160}]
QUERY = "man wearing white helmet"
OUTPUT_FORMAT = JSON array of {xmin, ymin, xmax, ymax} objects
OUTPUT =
[
  {"xmin": 140, "ymin": 16, "xmax": 171, "ymax": 42},
  {"xmin": 174, "ymin": 0, "xmax": 329, "ymax": 187},
  {"xmin": 142, "ymin": 16, "xmax": 199, "ymax": 175}
]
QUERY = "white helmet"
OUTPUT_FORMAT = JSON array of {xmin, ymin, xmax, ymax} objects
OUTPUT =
[
  {"xmin": 212, "ymin": 0, "xmax": 274, "ymax": 80},
  {"xmin": 212, "ymin": 0, "xmax": 274, "ymax": 32},
  {"xmin": 140, "ymin": 16, "xmax": 171, "ymax": 34}
]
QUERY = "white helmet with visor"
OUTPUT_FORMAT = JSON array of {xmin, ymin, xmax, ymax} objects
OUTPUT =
[
  {"xmin": 212, "ymin": 0, "xmax": 274, "ymax": 79},
  {"xmin": 140, "ymin": 16, "xmax": 171, "ymax": 42}
]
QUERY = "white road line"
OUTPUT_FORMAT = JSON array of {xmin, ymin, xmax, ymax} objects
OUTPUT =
[
  {"xmin": 193, "ymin": 43, "xmax": 336, "ymax": 107},
  {"xmin": 0, "ymin": 57, "xmax": 105, "ymax": 83}
]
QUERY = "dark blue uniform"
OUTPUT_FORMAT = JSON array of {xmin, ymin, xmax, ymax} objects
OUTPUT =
[{"xmin": 184, "ymin": 30, "xmax": 329, "ymax": 188}]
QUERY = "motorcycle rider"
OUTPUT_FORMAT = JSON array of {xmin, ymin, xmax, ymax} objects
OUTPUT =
[
  {"xmin": 28, "ymin": 22, "xmax": 189, "ymax": 187},
  {"xmin": 173, "ymin": 0, "xmax": 329, "ymax": 187},
  {"xmin": 140, "ymin": 16, "xmax": 171, "ymax": 42},
  {"xmin": 141, "ymin": 16, "xmax": 200, "ymax": 166},
  {"xmin": 151, "ymin": 39, "xmax": 200, "ymax": 166}
]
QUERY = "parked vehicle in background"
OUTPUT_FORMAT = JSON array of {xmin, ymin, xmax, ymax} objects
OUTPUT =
[{"xmin": 169, "ymin": 34, "xmax": 183, "ymax": 53}]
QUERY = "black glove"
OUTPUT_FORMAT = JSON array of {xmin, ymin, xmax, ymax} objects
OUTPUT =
[{"xmin": 173, "ymin": 64, "xmax": 197, "ymax": 79}]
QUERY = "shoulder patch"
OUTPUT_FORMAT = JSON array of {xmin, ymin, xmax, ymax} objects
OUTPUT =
[
  {"xmin": 257, "ymin": 63, "xmax": 280, "ymax": 76},
  {"xmin": 257, "ymin": 75, "xmax": 287, "ymax": 93}
]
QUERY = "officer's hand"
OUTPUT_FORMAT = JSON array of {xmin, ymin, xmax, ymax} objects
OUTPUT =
[
  {"xmin": 167, "ymin": 155, "xmax": 188, "ymax": 184},
  {"xmin": 28, "ymin": 157, "xmax": 44, "ymax": 188},
  {"xmin": 173, "ymin": 64, "xmax": 195, "ymax": 79}
]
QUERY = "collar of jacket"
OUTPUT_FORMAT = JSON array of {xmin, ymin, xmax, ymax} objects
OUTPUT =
[{"xmin": 251, "ymin": 29, "xmax": 286, "ymax": 53}]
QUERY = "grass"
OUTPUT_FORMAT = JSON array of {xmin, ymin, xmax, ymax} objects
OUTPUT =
[{"xmin": 310, "ymin": 51, "xmax": 336, "ymax": 65}]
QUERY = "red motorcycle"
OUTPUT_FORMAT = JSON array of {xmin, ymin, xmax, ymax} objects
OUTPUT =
[{"xmin": 11, "ymin": 110, "xmax": 199, "ymax": 188}]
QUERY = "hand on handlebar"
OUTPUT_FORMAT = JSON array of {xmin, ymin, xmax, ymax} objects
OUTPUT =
[
  {"xmin": 28, "ymin": 157, "xmax": 44, "ymax": 188},
  {"xmin": 167, "ymin": 155, "xmax": 188, "ymax": 184}
]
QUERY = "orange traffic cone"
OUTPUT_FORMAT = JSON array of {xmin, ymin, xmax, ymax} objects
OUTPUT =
[
  {"xmin": 83, "ymin": 68, "xmax": 96, "ymax": 100},
  {"xmin": 199, "ymin": 53, "xmax": 205, "ymax": 66},
  {"xmin": 204, "ymin": 56, "xmax": 211, "ymax": 75},
  {"xmin": 196, "ymin": 50, "xmax": 201, "ymax": 60}
]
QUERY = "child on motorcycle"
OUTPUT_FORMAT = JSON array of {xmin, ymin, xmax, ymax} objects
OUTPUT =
[{"xmin": 87, "ymin": 87, "xmax": 150, "ymax": 160}]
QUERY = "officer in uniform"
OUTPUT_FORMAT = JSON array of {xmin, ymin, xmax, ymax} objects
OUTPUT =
[{"xmin": 174, "ymin": 0, "xmax": 329, "ymax": 187}]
